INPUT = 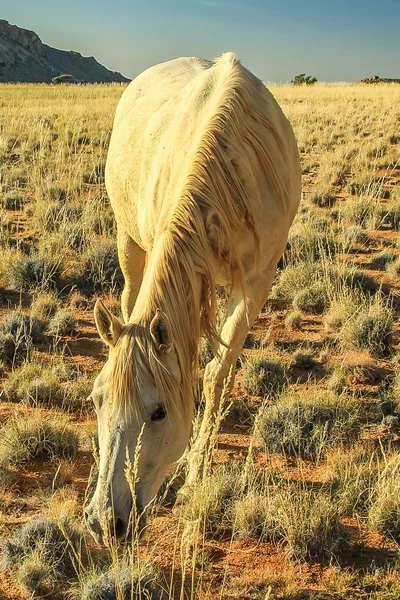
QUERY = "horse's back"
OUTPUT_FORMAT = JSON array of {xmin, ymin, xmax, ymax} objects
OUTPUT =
[{"xmin": 106, "ymin": 54, "xmax": 300, "ymax": 259}]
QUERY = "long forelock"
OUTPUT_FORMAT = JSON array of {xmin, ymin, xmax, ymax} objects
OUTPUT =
[{"xmin": 108, "ymin": 324, "xmax": 186, "ymax": 419}]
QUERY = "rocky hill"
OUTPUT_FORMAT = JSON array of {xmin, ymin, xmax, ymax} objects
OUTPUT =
[{"xmin": 0, "ymin": 20, "xmax": 129, "ymax": 83}]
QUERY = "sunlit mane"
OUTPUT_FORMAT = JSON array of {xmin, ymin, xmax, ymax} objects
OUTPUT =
[{"xmin": 109, "ymin": 52, "xmax": 291, "ymax": 417}]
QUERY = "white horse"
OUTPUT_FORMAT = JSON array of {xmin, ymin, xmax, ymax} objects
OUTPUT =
[{"xmin": 84, "ymin": 53, "xmax": 301, "ymax": 544}]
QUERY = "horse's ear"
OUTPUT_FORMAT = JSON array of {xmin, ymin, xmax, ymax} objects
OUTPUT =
[
  {"xmin": 150, "ymin": 309, "xmax": 173, "ymax": 354},
  {"xmin": 94, "ymin": 299, "xmax": 124, "ymax": 347}
]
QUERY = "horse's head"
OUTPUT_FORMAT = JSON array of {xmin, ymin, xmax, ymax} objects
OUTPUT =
[{"xmin": 84, "ymin": 300, "xmax": 193, "ymax": 545}]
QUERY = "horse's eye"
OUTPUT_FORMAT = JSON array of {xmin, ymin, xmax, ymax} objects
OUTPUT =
[{"xmin": 151, "ymin": 406, "xmax": 167, "ymax": 422}]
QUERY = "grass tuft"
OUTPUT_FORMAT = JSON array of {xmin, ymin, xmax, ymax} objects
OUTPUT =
[
  {"xmin": 256, "ymin": 392, "xmax": 360, "ymax": 461},
  {"xmin": 241, "ymin": 352, "xmax": 287, "ymax": 398}
]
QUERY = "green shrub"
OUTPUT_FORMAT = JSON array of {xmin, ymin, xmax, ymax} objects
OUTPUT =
[
  {"xmin": 256, "ymin": 392, "xmax": 360, "ymax": 461},
  {"xmin": 291, "ymin": 73, "xmax": 317, "ymax": 85}
]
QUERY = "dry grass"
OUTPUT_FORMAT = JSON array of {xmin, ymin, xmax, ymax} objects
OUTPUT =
[{"xmin": 0, "ymin": 81, "xmax": 399, "ymax": 599}]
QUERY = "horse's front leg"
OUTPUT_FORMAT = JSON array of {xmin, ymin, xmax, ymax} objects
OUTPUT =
[{"xmin": 183, "ymin": 269, "xmax": 277, "ymax": 494}]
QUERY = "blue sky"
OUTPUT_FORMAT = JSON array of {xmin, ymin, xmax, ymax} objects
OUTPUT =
[{"xmin": 1, "ymin": 0, "xmax": 399, "ymax": 81}]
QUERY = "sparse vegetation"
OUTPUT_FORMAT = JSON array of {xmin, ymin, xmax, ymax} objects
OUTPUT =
[
  {"xmin": 256, "ymin": 392, "xmax": 360, "ymax": 461},
  {"xmin": 0, "ymin": 79, "xmax": 398, "ymax": 599}
]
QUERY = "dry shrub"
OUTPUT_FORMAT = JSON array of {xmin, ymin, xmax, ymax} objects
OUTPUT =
[
  {"xmin": 327, "ymin": 444, "xmax": 381, "ymax": 516},
  {"xmin": 284, "ymin": 310, "xmax": 302, "ymax": 330},
  {"xmin": 233, "ymin": 482, "xmax": 350, "ymax": 561},
  {"xmin": 1, "ymin": 517, "xmax": 81, "ymax": 596},
  {"xmin": 338, "ymin": 296, "xmax": 393, "ymax": 357},
  {"xmin": 79, "ymin": 561, "xmax": 163, "ymax": 600},
  {"xmin": 48, "ymin": 309, "xmax": 77, "ymax": 336},
  {"xmin": 368, "ymin": 455, "xmax": 400, "ymax": 542},
  {"xmin": 0, "ymin": 413, "xmax": 78, "ymax": 467},
  {"xmin": 256, "ymin": 392, "xmax": 360, "ymax": 461},
  {"xmin": 181, "ymin": 463, "xmax": 242, "ymax": 535},
  {"xmin": 30, "ymin": 291, "xmax": 60, "ymax": 323},
  {"xmin": 241, "ymin": 351, "xmax": 287, "ymax": 398},
  {"xmin": 4, "ymin": 362, "xmax": 62, "ymax": 406}
]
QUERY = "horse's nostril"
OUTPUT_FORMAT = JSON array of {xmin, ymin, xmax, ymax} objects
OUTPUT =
[{"xmin": 113, "ymin": 517, "xmax": 127, "ymax": 540}]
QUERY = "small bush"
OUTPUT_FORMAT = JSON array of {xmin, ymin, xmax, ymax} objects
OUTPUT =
[
  {"xmin": 371, "ymin": 249, "xmax": 397, "ymax": 269},
  {"xmin": 368, "ymin": 455, "xmax": 400, "ymax": 542},
  {"xmin": 291, "ymin": 73, "xmax": 317, "ymax": 85},
  {"xmin": 324, "ymin": 292, "xmax": 360, "ymax": 334},
  {"xmin": 4, "ymin": 362, "xmax": 62, "ymax": 406},
  {"xmin": 77, "ymin": 242, "xmax": 123, "ymax": 294},
  {"xmin": 2, "ymin": 192, "xmax": 23, "ymax": 210},
  {"xmin": 288, "ymin": 222, "xmax": 335, "ymax": 263},
  {"xmin": 386, "ymin": 256, "xmax": 400, "ymax": 277},
  {"xmin": 182, "ymin": 463, "xmax": 241, "ymax": 535},
  {"xmin": 48, "ymin": 309, "xmax": 77, "ymax": 336},
  {"xmin": 273, "ymin": 484, "xmax": 350, "ymax": 560},
  {"xmin": 234, "ymin": 482, "xmax": 350, "ymax": 560},
  {"xmin": 8, "ymin": 254, "xmax": 62, "ymax": 291},
  {"xmin": 1, "ymin": 517, "xmax": 80, "ymax": 595},
  {"xmin": 30, "ymin": 292, "xmax": 60, "ymax": 323},
  {"xmin": 309, "ymin": 188, "xmax": 336, "ymax": 208},
  {"xmin": 338, "ymin": 297, "xmax": 393, "ymax": 357},
  {"xmin": 293, "ymin": 285, "xmax": 326, "ymax": 314},
  {"xmin": 63, "ymin": 374, "xmax": 94, "ymax": 410},
  {"xmin": 0, "ymin": 414, "xmax": 78, "ymax": 467},
  {"xmin": 241, "ymin": 352, "xmax": 287, "ymax": 398},
  {"xmin": 80, "ymin": 562, "xmax": 163, "ymax": 600},
  {"xmin": 285, "ymin": 310, "xmax": 302, "ymax": 330},
  {"xmin": 256, "ymin": 392, "xmax": 360, "ymax": 461},
  {"xmin": 0, "ymin": 331, "xmax": 30, "ymax": 363},
  {"xmin": 326, "ymin": 368, "xmax": 347, "ymax": 395},
  {"xmin": 233, "ymin": 491, "xmax": 273, "ymax": 541},
  {"xmin": 1, "ymin": 311, "xmax": 44, "ymax": 344},
  {"xmin": 290, "ymin": 351, "xmax": 316, "ymax": 370},
  {"xmin": 328, "ymin": 445, "xmax": 381, "ymax": 517},
  {"xmin": 340, "ymin": 197, "xmax": 378, "ymax": 229}
]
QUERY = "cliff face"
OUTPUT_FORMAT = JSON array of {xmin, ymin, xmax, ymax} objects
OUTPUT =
[{"xmin": 0, "ymin": 20, "xmax": 130, "ymax": 83}]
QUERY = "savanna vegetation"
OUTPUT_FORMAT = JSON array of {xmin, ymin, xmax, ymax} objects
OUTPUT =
[{"xmin": 0, "ymin": 81, "xmax": 398, "ymax": 599}]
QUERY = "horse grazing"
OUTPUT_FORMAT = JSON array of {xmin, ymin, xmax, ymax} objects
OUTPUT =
[{"xmin": 84, "ymin": 53, "xmax": 301, "ymax": 544}]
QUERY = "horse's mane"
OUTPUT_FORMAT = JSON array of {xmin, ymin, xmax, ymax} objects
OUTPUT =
[{"xmin": 109, "ymin": 52, "xmax": 291, "ymax": 417}]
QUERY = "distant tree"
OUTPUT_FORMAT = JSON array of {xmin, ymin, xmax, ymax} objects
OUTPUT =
[
  {"xmin": 291, "ymin": 73, "xmax": 318, "ymax": 86},
  {"xmin": 52, "ymin": 74, "xmax": 73, "ymax": 84}
]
